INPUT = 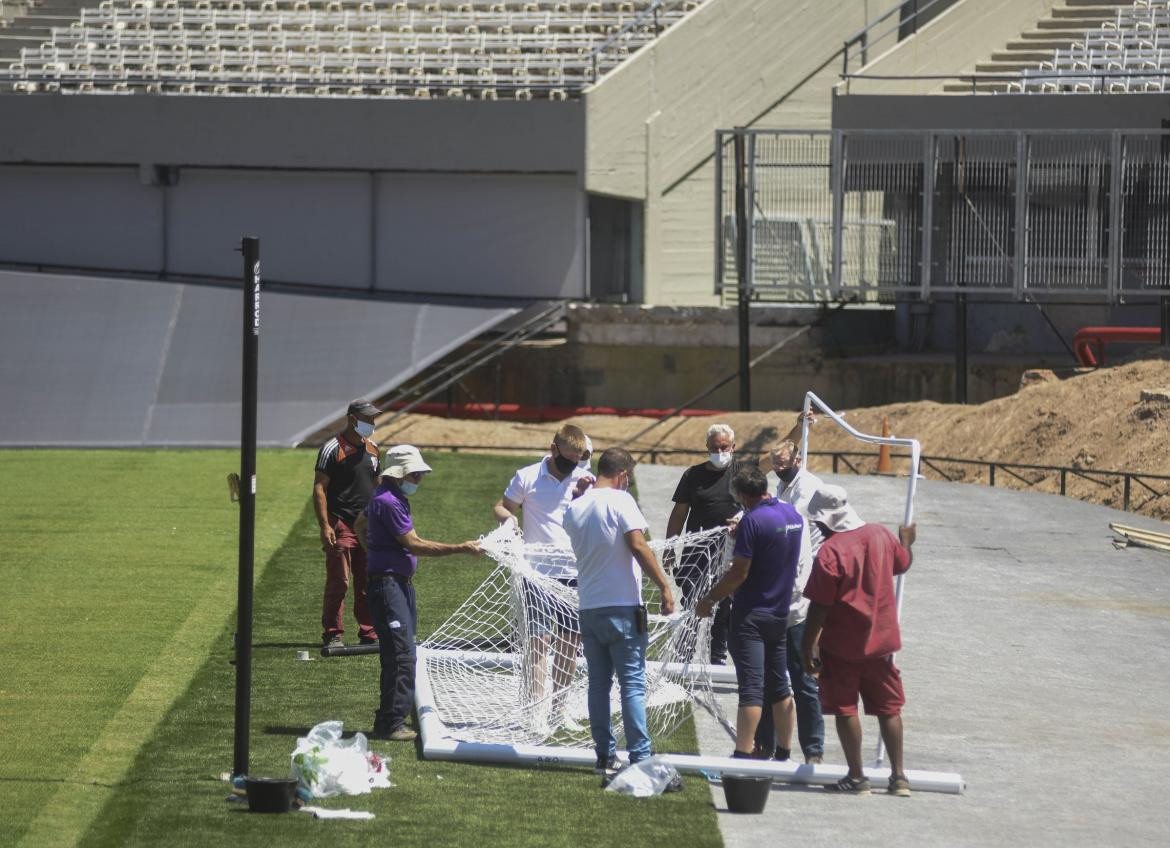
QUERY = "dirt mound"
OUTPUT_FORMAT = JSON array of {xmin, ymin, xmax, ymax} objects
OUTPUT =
[{"xmin": 375, "ymin": 351, "xmax": 1170, "ymax": 521}]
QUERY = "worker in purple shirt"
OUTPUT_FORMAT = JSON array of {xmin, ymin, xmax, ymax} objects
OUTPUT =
[{"xmin": 355, "ymin": 444, "xmax": 483, "ymax": 742}]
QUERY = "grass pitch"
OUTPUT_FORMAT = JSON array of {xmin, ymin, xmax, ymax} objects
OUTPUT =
[{"xmin": 1, "ymin": 449, "xmax": 721, "ymax": 848}]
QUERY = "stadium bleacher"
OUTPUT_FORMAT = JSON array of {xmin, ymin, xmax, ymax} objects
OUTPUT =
[
  {"xmin": 939, "ymin": 0, "xmax": 1170, "ymax": 93},
  {"xmin": 1, "ymin": 0, "xmax": 703, "ymax": 97}
]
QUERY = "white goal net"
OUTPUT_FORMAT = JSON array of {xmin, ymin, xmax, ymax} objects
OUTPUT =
[{"xmin": 420, "ymin": 522, "xmax": 733, "ymax": 748}]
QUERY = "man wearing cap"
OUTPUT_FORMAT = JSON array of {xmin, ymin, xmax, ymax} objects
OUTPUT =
[
  {"xmin": 800, "ymin": 484, "xmax": 916, "ymax": 797},
  {"xmin": 355, "ymin": 444, "xmax": 483, "ymax": 741},
  {"xmin": 313, "ymin": 399, "xmax": 381, "ymax": 649},
  {"xmin": 492, "ymin": 424, "xmax": 593, "ymax": 730}
]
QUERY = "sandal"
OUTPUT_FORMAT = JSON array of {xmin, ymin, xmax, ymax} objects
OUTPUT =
[{"xmin": 829, "ymin": 774, "xmax": 871, "ymax": 795}]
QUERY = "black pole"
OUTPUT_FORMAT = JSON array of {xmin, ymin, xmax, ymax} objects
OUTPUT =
[
  {"xmin": 1161, "ymin": 296, "xmax": 1170, "ymax": 346},
  {"xmin": 233, "ymin": 236, "xmax": 260, "ymax": 779},
  {"xmin": 733, "ymin": 129, "xmax": 751, "ymax": 411},
  {"xmin": 954, "ymin": 293, "xmax": 968, "ymax": 404}
]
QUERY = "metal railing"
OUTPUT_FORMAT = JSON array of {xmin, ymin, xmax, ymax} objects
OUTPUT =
[
  {"xmin": 841, "ymin": 0, "xmax": 959, "ymax": 75},
  {"xmin": 715, "ymin": 127, "xmax": 1170, "ymax": 304},
  {"xmin": 400, "ymin": 443, "xmax": 1170, "ymax": 515}
]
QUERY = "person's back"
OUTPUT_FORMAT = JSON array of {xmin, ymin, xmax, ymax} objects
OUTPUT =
[
  {"xmin": 810, "ymin": 522, "xmax": 910, "ymax": 661},
  {"xmin": 564, "ymin": 487, "xmax": 645, "ymax": 611},
  {"xmin": 732, "ymin": 497, "xmax": 806, "ymax": 617}
]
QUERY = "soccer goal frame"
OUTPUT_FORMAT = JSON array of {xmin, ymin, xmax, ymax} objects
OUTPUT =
[{"xmin": 413, "ymin": 396, "xmax": 962, "ymax": 794}]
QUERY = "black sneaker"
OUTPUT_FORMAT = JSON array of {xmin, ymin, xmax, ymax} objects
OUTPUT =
[
  {"xmin": 730, "ymin": 749, "xmax": 754, "ymax": 759},
  {"xmin": 359, "ymin": 635, "xmax": 378, "ymax": 645},
  {"xmin": 593, "ymin": 754, "xmax": 620, "ymax": 776}
]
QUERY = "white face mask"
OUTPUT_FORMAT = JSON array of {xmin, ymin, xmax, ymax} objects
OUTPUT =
[
  {"xmin": 399, "ymin": 481, "xmax": 418, "ymax": 496},
  {"xmin": 708, "ymin": 451, "xmax": 733, "ymax": 469},
  {"xmin": 354, "ymin": 419, "xmax": 375, "ymax": 439},
  {"xmin": 578, "ymin": 455, "xmax": 591, "ymax": 471}
]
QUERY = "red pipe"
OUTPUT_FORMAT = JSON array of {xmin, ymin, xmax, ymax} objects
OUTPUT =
[
  {"xmin": 1073, "ymin": 326, "xmax": 1160, "ymax": 367},
  {"xmin": 385, "ymin": 402, "xmax": 726, "ymax": 422}
]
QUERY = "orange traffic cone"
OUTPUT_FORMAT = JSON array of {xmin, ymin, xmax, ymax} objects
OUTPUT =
[{"xmin": 877, "ymin": 415, "xmax": 893, "ymax": 475}]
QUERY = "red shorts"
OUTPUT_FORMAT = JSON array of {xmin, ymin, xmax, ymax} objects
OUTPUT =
[{"xmin": 817, "ymin": 653, "xmax": 905, "ymax": 717}]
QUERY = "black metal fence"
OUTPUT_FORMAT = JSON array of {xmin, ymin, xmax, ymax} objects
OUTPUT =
[{"xmin": 408, "ymin": 443, "xmax": 1170, "ymax": 515}]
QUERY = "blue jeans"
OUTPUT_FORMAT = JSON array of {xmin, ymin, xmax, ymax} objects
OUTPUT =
[
  {"xmin": 753, "ymin": 619, "xmax": 825, "ymax": 757},
  {"xmin": 367, "ymin": 573, "xmax": 417, "ymax": 732},
  {"xmin": 579, "ymin": 606, "xmax": 652, "ymax": 764}
]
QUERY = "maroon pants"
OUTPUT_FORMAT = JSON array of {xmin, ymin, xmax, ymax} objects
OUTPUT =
[{"xmin": 322, "ymin": 516, "xmax": 377, "ymax": 643}]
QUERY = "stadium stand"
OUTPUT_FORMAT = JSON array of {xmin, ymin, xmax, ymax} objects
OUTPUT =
[
  {"xmin": 1, "ymin": 0, "xmax": 703, "ymax": 96},
  {"xmin": 937, "ymin": 0, "xmax": 1170, "ymax": 93}
]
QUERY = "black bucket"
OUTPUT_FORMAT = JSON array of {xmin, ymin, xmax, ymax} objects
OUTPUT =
[
  {"xmin": 245, "ymin": 777, "xmax": 297, "ymax": 813},
  {"xmin": 722, "ymin": 774, "xmax": 772, "ymax": 814}
]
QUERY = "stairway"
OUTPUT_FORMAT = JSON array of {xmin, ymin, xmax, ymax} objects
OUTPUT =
[
  {"xmin": 0, "ymin": 0, "xmax": 93, "ymax": 63},
  {"xmin": 941, "ymin": 0, "xmax": 1135, "ymax": 93}
]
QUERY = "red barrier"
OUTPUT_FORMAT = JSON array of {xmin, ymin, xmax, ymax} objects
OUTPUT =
[
  {"xmin": 1073, "ymin": 326, "xmax": 1160, "ymax": 367},
  {"xmin": 385, "ymin": 402, "xmax": 725, "ymax": 422}
]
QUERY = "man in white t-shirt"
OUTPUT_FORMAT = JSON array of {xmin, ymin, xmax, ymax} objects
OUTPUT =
[
  {"xmin": 493, "ymin": 424, "xmax": 593, "ymax": 726},
  {"xmin": 563, "ymin": 447, "xmax": 675, "ymax": 778}
]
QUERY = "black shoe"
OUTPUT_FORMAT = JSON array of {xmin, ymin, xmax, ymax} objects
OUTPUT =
[
  {"xmin": 359, "ymin": 635, "xmax": 378, "ymax": 645},
  {"xmin": 773, "ymin": 746, "xmax": 791, "ymax": 762},
  {"xmin": 594, "ymin": 754, "xmax": 620, "ymax": 776},
  {"xmin": 730, "ymin": 749, "xmax": 754, "ymax": 759}
]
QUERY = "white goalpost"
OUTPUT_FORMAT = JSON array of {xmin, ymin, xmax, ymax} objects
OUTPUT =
[
  {"xmin": 801, "ymin": 390, "xmax": 922, "ymax": 766},
  {"xmin": 412, "ymin": 398, "xmax": 963, "ymax": 794}
]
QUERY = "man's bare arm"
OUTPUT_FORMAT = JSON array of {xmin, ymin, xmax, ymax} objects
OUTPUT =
[
  {"xmin": 801, "ymin": 601, "xmax": 830, "ymax": 676},
  {"xmin": 397, "ymin": 529, "xmax": 482, "ymax": 558},
  {"xmin": 313, "ymin": 471, "xmax": 337, "ymax": 551},
  {"xmin": 493, "ymin": 496, "xmax": 520, "ymax": 525},
  {"xmin": 625, "ymin": 529, "xmax": 674, "ymax": 615},
  {"xmin": 696, "ymin": 555, "xmax": 751, "ymax": 617}
]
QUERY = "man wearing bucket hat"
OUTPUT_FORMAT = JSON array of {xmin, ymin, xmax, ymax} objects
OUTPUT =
[
  {"xmin": 355, "ymin": 444, "xmax": 484, "ymax": 742},
  {"xmin": 313, "ymin": 399, "xmax": 382, "ymax": 650},
  {"xmin": 799, "ymin": 484, "xmax": 916, "ymax": 797}
]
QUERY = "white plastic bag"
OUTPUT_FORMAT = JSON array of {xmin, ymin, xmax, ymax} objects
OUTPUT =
[
  {"xmin": 289, "ymin": 720, "xmax": 392, "ymax": 798},
  {"xmin": 603, "ymin": 755, "xmax": 681, "ymax": 798}
]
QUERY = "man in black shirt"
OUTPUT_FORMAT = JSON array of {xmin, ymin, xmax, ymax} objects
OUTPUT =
[
  {"xmin": 665, "ymin": 423, "xmax": 749, "ymax": 664},
  {"xmin": 313, "ymin": 399, "xmax": 381, "ymax": 649}
]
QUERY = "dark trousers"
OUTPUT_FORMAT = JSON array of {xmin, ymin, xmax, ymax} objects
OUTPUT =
[
  {"xmin": 367, "ymin": 573, "xmax": 417, "ymax": 732},
  {"xmin": 753, "ymin": 619, "xmax": 825, "ymax": 758},
  {"xmin": 322, "ymin": 516, "xmax": 376, "ymax": 642},
  {"xmin": 675, "ymin": 559, "xmax": 731, "ymax": 661}
]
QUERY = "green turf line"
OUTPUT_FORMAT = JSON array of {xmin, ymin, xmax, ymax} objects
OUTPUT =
[
  {"xmin": 0, "ymin": 449, "xmax": 309, "ymax": 848},
  {"xmin": 76, "ymin": 452, "xmax": 723, "ymax": 848}
]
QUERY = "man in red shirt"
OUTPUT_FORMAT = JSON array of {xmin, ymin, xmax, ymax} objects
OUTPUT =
[{"xmin": 800, "ymin": 484, "xmax": 916, "ymax": 797}]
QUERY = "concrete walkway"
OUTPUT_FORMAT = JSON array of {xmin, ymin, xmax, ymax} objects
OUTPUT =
[{"xmin": 634, "ymin": 463, "xmax": 1170, "ymax": 848}]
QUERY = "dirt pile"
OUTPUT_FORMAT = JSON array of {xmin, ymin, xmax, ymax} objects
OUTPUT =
[{"xmin": 375, "ymin": 351, "xmax": 1170, "ymax": 520}]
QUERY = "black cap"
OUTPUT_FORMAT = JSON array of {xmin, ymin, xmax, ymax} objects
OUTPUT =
[{"xmin": 347, "ymin": 399, "xmax": 381, "ymax": 418}]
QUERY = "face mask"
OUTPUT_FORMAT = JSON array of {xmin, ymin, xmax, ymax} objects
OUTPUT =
[
  {"xmin": 552, "ymin": 448, "xmax": 577, "ymax": 475},
  {"xmin": 354, "ymin": 419, "xmax": 375, "ymax": 439},
  {"xmin": 778, "ymin": 465, "xmax": 799, "ymax": 484},
  {"xmin": 399, "ymin": 481, "xmax": 418, "ymax": 496},
  {"xmin": 577, "ymin": 455, "xmax": 591, "ymax": 471},
  {"xmin": 708, "ymin": 451, "xmax": 732, "ymax": 469}
]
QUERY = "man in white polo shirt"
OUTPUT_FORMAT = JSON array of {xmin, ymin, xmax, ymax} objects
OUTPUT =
[
  {"xmin": 493, "ymin": 424, "xmax": 593, "ymax": 728},
  {"xmin": 564, "ymin": 446, "xmax": 675, "ymax": 779}
]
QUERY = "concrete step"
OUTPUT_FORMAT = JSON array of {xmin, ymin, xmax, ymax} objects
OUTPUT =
[
  {"xmin": 1021, "ymin": 28, "xmax": 1096, "ymax": 39},
  {"xmin": 0, "ymin": 33, "xmax": 45, "ymax": 57},
  {"xmin": 942, "ymin": 81, "xmax": 1016, "ymax": 93},
  {"xmin": 1036, "ymin": 17, "xmax": 1116, "ymax": 30},
  {"xmin": 975, "ymin": 60, "xmax": 1044, "ymax": 72},
  {"xmin": 1007, "ymin": 38, "xmax": 1081, "ymax": 50},
  {"xmin": 991, "ymin": 49, "xmax": 1055, "ymax": 62},
  {"xmin": 1051, "ymin": 5, "xmax": 1126, "ymax": 19}
]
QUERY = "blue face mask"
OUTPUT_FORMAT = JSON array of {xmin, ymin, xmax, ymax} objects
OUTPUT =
[{"xmin": 399, "ymin": 481, "xmax": 418, "ymax": 496}]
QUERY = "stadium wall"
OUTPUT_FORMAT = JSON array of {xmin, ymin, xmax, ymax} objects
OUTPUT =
[
  {"xmin": 0, "ymin": 96, "xmax": 586, "ymax": 299},
  {"xmin": 835, "ymin": 0, "xmax": 1058, "ymax": 96},
  {"xmin": 585, "ymin": 0, "xmax": 899, "ymax": 306}
]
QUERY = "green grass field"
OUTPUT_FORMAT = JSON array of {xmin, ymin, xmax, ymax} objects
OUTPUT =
[{"xmin": 0, "ymin": 449, "xmax": 721, "ymax": 848}]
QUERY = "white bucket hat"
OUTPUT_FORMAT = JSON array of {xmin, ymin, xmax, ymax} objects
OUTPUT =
[
  {"xmin": 807, "ymin": 484, "xmax": 865, "ymax": 533},
  {"xmin": 380, "ymin": 444, "xmax": 433, "ymax": 479}
]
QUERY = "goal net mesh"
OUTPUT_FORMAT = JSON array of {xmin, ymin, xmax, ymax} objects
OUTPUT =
[{"xmin": 421, "ymin": 522, "xmax": 733, "ymax": 747}]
